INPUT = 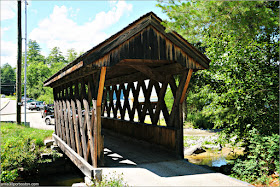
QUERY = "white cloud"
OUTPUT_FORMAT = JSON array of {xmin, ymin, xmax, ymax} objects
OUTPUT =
[
  {"xmin": 0, "ymin": 1, "xmax": 16, "ymax": 21},
  {"xmin": 29, "ymin": 0, "xmax": 133, "ymax": 56},
  {"xmin": 0, "ymin": 0, "xmax": 31, "ymax": 21},
  {"xmin": 1, "ymin": 27, "xmax": 9, "ymax": 37},
  {"xmin": 0, "ymin": 40, "xmax": 17, "ymax": 67},
  {"xmin": 70, "ymin": 8, "xmax": 80, "ymax": 18}
]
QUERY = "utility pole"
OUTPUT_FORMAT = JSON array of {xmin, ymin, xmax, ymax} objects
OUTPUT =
[
  {"xmin": 17, "ymin": 0, "xmax": 22, "ymax": 124},
  {"xmin": 24, "ymin": 0, "xmax": 27, "ymax": 126}
]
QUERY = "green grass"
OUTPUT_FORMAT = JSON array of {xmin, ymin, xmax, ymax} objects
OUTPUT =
[
  {"xmin": 5, "ymin": 95, "xmax": 16, "ymax": 100},
  {"xmin": 1, "ymin": 122, "xmax": 54, "ymax": 146},
  {"xmin": 0, "ymin": 122, "xmax": 54, "ymax": 182}
]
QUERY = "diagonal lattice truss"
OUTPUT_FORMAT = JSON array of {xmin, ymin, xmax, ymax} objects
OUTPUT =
[{"xmin": 102, "ymin": 75, "xmax": 181, "ymax": 127}]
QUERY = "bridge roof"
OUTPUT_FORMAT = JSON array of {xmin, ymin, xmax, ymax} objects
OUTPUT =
[{"xmin": 44, "ymin": 12, "xmax": 210, "ymax": 88}]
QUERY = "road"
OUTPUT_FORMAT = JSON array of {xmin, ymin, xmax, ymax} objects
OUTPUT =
[{"xmin": 0, "ymin": 99, "xmax": 54, "ymax": 131}]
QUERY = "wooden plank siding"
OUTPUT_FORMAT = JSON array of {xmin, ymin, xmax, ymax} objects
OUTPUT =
[
  {"xmin": 102, "ymin": 117, "xmax": 176, "ymax": 152},
  {"xmin": 45, "ymin": 12, "xmax": 209, "ymax": 178},
  {"xmin": 44, "ymin": 12, "xmax": 209, "ymax": 88}
]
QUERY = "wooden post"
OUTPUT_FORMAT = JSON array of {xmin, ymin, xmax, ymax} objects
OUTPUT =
[
  {"xmin": 180, "ymin": 69, "xmax": 193, "ymax": 104},
  {"xmin": 97, "ymin": 67, "xmax": 106, "ymax": 107},
  {"xmin": 168, "ymin": 72, "xmax": 188, "ymax": 158},
  {"xmin": 71, "ymin": 99, "xmax": 82, "ymax": 156},
  {"xmin": 95, "ymin": 67, "xmax": 106, "ymax": 167}
]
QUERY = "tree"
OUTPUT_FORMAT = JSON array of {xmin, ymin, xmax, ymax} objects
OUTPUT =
[
  {"xmin": 26, "ymin": 61, "xmax": 51, "ymax": 99},
  {"xmin": 66, "ymin": 48, "xmax": 78, "ymax": 63},
  {"xmin": 158, "ymin": 1, "xmax": 279, "ymax": 183},
  {"xmin": 27, "ymin": 40, "xmax": 45, "ymax": 65},
  {"xmin": 1, "ymin": 63, "xmax": 16, "ymax": 85},
  {"xmin": 47, "ymin": 47, "xmax": 67, "ymax": 74},
  {"xmin": 0, "ymin": 63, "xmax": 16, "ymax": 95}
]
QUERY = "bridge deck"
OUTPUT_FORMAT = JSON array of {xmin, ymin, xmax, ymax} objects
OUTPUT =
[{"xmin": 103, "ymin": 129, "xmax": 177, "ymax": 167}]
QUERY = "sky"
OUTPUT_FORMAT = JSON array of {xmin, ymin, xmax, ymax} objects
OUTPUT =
[{"xmin": 1, "ymin": 0, "xmax": 169, "ymax": 68}]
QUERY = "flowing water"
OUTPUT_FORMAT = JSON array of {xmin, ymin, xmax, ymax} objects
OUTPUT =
[{"xmin": 185, "ymin": 147, "xmax": 243, "ymax": 167}]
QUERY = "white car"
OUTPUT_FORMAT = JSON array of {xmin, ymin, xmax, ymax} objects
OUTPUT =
[{"xmin": 27, "ymin": 101, "xmax": 45, "ymax": 111}]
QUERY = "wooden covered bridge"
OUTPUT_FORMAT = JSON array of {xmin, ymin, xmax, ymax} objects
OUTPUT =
[{"xmin": 44, "ymin": 12, "xmax": 209, "ymax": 179}]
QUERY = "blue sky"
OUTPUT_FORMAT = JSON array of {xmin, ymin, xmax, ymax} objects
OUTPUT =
[{"xmin": 1, "ymin": 0, "xmax": 168, "ymax": 67}]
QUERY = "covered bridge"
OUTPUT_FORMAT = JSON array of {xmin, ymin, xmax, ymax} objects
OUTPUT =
[{"xmin": 44, "ymin": 12, "xmax": 210, "ymax": 179}]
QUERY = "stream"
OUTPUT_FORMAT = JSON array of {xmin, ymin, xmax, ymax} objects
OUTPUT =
[{"xmin": 185, "ymin": 147, "xmax": 244, "ymax": 170}]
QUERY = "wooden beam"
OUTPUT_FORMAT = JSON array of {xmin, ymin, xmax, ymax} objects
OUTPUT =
[
  {"xmin": 53, "ymin": 134, "xmax": 102, "ymax": 180},
  {"xmin": 76, "ymin": 99, "xmax": 88, "ymax": 160},
  {"xmin": 97, "ymin": 67, "xmax": 106, "ymax": 107},
  {"xmin": 92, "ymin": 100, "xmax": 98, "ymax": 168},
  {"xmin": 168, "ymin": 71, "xmax": 188, "ymax": 127},
  {"xmin": 66, "ymin": 100, "xmax": 76, "ymax": 151},
  {"xmin": 129, "ymin": 65, "xmax": 166, "ymax": 83},
  {"xmin": 105, "ymin": 63, "xmax": 184, "ymax": 86},
  {"xmin": 83, "ymin": 99, "xmax": 95, "ymax": 166},
  {"xmin": 179, "ymin": 69, "xmax": 193, "ymax": 104},
  {"xmin": 118, "ymin": 59, "xmax": 174, "ymax": 66},
  {"xmin": 62, "ymin": 100, "xmax": 71, "ymax": 146},
  {"xmin": 71, "ymin": 100, "xmax": 82, "ymax": 156},
  {"xmin": 44, "ymin": 61, "xmax": 84, "ymax": 87}
]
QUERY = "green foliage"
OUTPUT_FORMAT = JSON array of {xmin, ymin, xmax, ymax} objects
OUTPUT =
[
  {"xmin": 164, "ymin": 76, "xmax": 179, "ymax": 112},
  {"xmin": 231, "ymin": 129, "xmax": 279, "ymax": 184},
  {"xmin": 36, "ymin": 87, "xmax": 54, "ymax": 104},
  {"xmin": 157, "ymin": 1, "xmax": 278, "ymax": 44},
  {"xmin": 158, "ymin": 0, "xmax": 279, "ymax": 137},
  {"xmin": 6, "ymin": 95, "xmax": 16, "ymax": 100},
  {"xmin": 92, "ymin": 172, "xmax": 128, "ymax": 187},
  {"xmin": 158, "ymin": 0, "xmax": 279, "ymax": 183},
  {"xmin": 1, "ymin": 63, "xmax": 16, "ymax": 84},
  {"xmin": 187, "ymin": 112, "xmax": 213, "ymax": 129},
  {"xmin": 164, "ymin": 86, "xmax": 173, "ymax": 112},
  {"xmin": 66, "ymin": 48, "xmax": 78, "ymax": 63},
  {"xmin": 23, "ymin": 40, "xmax": 74, "ymax": 102},
  {"xmin": 0, "ymin": 123, "xmax": 53, "ymax": 183},
  {"xmin": 27, "ymin": 61, "xmax": 51, "ymax": 99},
  {"xmin": 47, "ymin": 47, "xmax": 68, "ymax": 74},
  {"xmin": 27, "ymin": 40, "xmax": 45, "ymax": 65},
  {"xmin": 1, "ymin": 63, "xmax": 16, "ymax": 95}
]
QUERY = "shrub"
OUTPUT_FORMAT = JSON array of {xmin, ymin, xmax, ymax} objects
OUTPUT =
[
  {"xmin": 0, "ymin": 123, "xmax": 53, "ymax": 183},
  {"xmin": 231, "ymin": 129, "xmax": 279, "ymax": 185},
  {"xmin": 92, "ymin": 172, "xmax": 128, "ymax": 187},
  {"xmin": 187, "ymin": 112, "xmax": 214, "ymax": 129}
]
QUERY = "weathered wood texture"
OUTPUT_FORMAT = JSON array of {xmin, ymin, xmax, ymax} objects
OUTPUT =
[
  {"xmin": 82, "ymin": 25, "xmax": 204, "ymax": 69},
  {"xmin": 53, "ymin": 134, "xmax": 102, "ymax": 180},
  {"xmin": 104, "ymin": 76, "xmax": 179, "ymax": 127},
  {"xmin": 52, "ymin": 71, "xmax": 106, "ymax": 168},
  {"xmin": 48, "ymin": 12, "xmax": 204, "ymax": 173},
  {"xmin": 102, "ymin": 117, "xmax": 176, "ymax": 151},
  {"xmin": 44, "ymin": 12, "xmax": 209, "ymax": 88}
]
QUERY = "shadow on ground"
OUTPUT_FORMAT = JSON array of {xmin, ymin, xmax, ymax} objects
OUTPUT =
[{"xmin": 103, "ymin": 129, "xmax": 214, "ymax": 178}]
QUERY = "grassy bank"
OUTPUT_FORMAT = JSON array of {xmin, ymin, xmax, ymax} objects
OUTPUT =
[
  {"xmin": 0, "ymin": 122, "xmax": 54, "ymax": 183},
  {"xmin": 5, "ymin": 95, "xmax": 16, "ymax": 100}
]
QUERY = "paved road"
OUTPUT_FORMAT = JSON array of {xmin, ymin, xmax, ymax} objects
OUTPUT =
[
  {"xmin": 0, "ymin": 98, "xmax": 9, "ymax": 111},
  {"xmin": 0, "ymin": 99, "xmax": 54, "ymax": 131}
]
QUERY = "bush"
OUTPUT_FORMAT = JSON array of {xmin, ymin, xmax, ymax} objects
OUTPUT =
[
  {"xmin": 0, "ymin": 123, "xmax": 53, "ymax": 183},
  {"xmin": 92, "ymin": 171, "xmax": 128, "ymax": 187},
  {"xmin": 187, "ymin": 112, "xmax": 214, "ymax": 129},
  {"xmin": 231, "ymin": 129, "xmax": 279, "ymax": 185}
]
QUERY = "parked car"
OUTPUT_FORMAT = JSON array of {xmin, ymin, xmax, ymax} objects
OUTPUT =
[
  {"xmin": 22, "ymin": 98, "xmax": 34, "ymax": 105},
  {"xmin": 1, "ymin": 94, "xmax": 5, "ymax": 98},
  {"xmin": 41, "ymin": 105, "xmax": 54, "ymax": 118},
  {"xmin": 27, "ymin": 101, "xmax": 44, "ymax": 111},
  {"xmin": 45, "ymin": 115, "xmax": 55, "ymax": 125}
]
